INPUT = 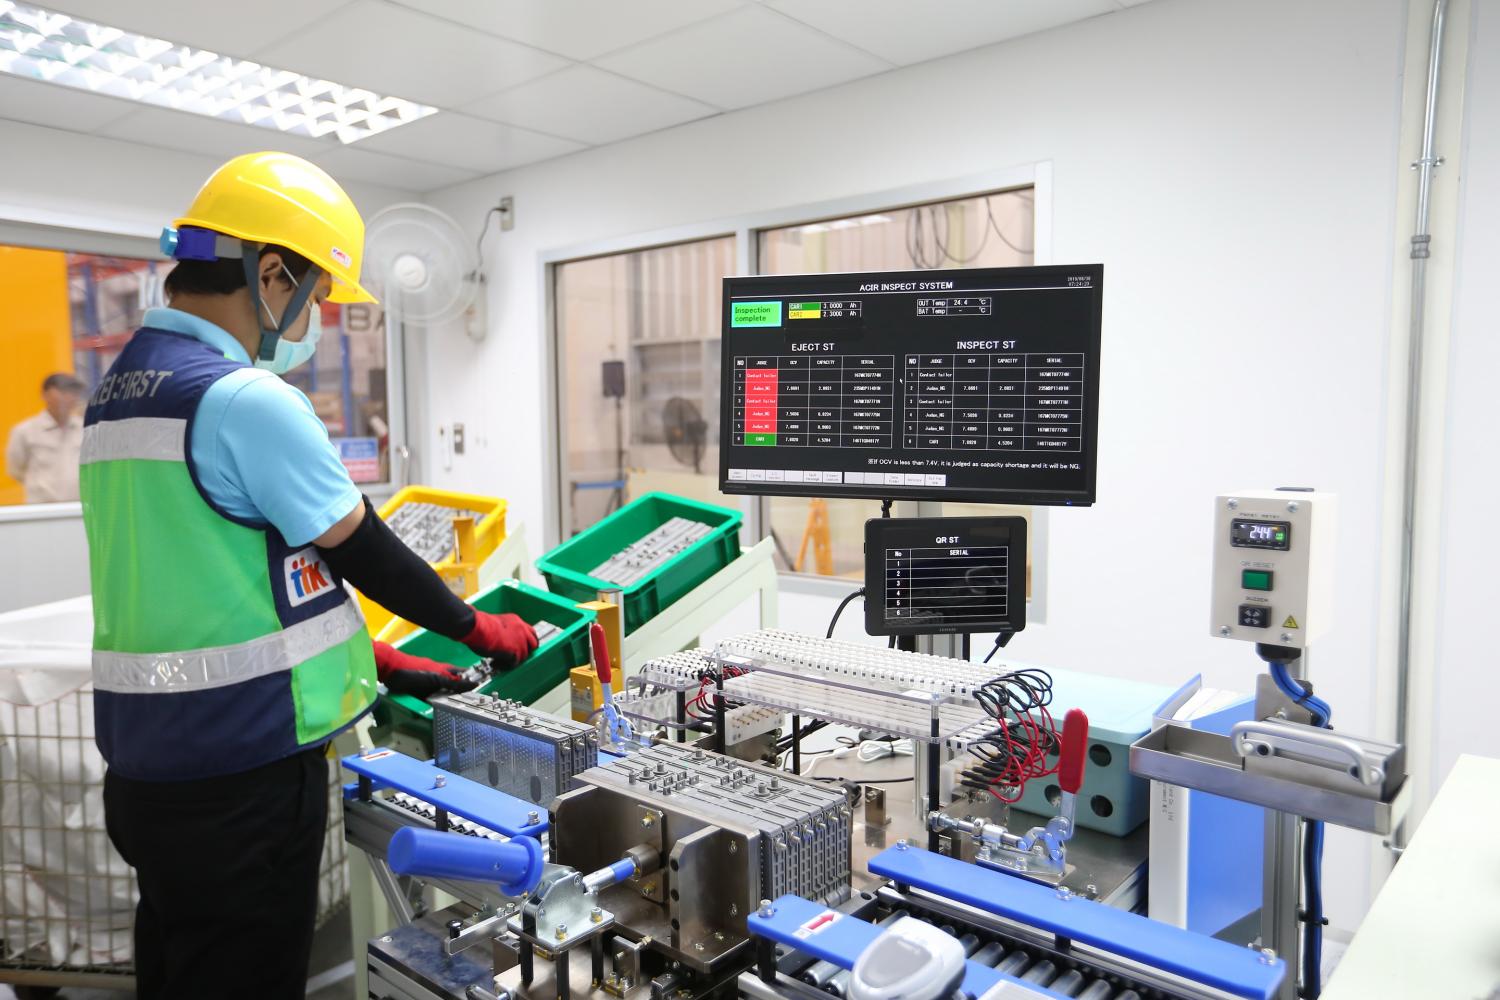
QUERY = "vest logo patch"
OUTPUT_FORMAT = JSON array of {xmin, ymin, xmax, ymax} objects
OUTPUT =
[{"xmin": 284, "ymin": 548, "xmax": 334, "ymax": 607}]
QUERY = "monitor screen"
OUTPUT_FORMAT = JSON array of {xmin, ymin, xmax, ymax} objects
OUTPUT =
[
  {"xmin": 864, "ymin": 516, "xmax": 1027, "ymax": 637},
  {"xmin": 719, "ymin": 265, "xmax": 1102, "ymax": 505}
]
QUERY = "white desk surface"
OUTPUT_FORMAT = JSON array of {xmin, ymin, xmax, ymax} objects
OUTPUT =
[{"xmin": 1323, "ymin": 753, "xmax": 1500, "ymax": 1000}]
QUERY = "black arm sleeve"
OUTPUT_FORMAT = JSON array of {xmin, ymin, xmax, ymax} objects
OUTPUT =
[{"xmin": 318, "ymin": 496, "xmax": 477, "ymax": 641}]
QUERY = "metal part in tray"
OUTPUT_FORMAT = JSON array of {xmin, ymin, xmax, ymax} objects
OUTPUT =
[
  {"xmin": 588, "ymin": 516, "xmax": 711, "ymax": 587},
  {"xmin": 386, "ymin": 501, "xmax": 483, "ymax": 562}
]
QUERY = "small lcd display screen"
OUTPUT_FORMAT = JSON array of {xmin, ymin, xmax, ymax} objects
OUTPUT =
[
  {"xmin": 1230, "ymin": 518, "xmax": 1290, "ymax": 550},
  {"xmin": 864, "ymin": 516, "xmax": 1027, "ymax": 637}
]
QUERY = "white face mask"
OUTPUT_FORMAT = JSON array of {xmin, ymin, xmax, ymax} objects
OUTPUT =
[
  {"xmin": 254, "ymin": 265, "xmax": 321, "ymax": 375},
  {"xmin": 254, "ymin": 306, "xmax": 321, "ymax": 375}
]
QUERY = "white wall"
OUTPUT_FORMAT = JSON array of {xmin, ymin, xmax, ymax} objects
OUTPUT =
[
  {"xmin": 424, "ymin": 0, "xmax": 1409, "ymax": 931},
  {"xmin": 0, "ymin": 122, "xmax": 418, "ymax": 613},
  {"xmin": 1433, "ymin": 1, "xmax": 1500, "ymax": 790}
]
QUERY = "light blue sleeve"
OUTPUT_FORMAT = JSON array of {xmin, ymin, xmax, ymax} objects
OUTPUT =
[{"xmin": 192, "ymin": 368, "xmax": 362, "ymax": 547}]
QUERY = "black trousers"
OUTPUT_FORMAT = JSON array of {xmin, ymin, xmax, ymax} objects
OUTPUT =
[{"xmin": 103, "ymin": 746, "xmax": 328, "ymax": 1000}]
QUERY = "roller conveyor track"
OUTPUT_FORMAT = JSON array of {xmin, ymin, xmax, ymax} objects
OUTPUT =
[
  {"xmin": 385, "ymin": 792, "xmax": 506, "ymax": 840},
  {"xmin": 791, "ymin": 903, "xmax": 1158, "ymax": 1000}
]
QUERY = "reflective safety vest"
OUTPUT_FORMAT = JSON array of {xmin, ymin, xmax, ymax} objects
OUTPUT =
[{"xmin": 80, "ymin": 327, "xmax": 376, "ymax": 781}]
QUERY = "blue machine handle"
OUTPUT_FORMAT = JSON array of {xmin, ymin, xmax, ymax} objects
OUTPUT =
[
  {"xmin": 605, "ymin": 858, "xmax": 636, "ymax": 885},
  {"xmin": 388, "ymin": 828, "xmax": 545, "ymax": 898}
]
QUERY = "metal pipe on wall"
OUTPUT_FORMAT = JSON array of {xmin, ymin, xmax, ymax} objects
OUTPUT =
[{"xmin": 1394, "ymin": 0, "xmax": 1447, "ymax": 821}]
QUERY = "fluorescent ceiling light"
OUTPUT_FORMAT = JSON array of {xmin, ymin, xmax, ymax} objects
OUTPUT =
[{"xmin": 0, "ymin": 0, "xmax": 437, "ymax": 143}]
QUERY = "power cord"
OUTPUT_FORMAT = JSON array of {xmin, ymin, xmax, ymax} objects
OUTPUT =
[
  {"xmin": 1268, "ymin": 659, "xmax": 1331, "ymax": 999},
  {"xmin": 826, "ymin": 588, "xmax": 865, "ymax": 638},
  {"xmin": 475, "ymin": 205, "xmax": 503, "ymax": 268}
]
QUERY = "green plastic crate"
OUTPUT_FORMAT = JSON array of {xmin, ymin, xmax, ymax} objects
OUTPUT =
[
  {"xmin": 538, "ymin": 492, "xmax": 742, "ymax": 634},
  {"xmin": 373, "ymin": 579, "xmax": 595, "ymax": 744}
]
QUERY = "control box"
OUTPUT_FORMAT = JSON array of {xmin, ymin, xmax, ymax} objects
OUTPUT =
[{"xmin": 1209, "ymin": 491, "xmax": 1335, "ymax": 649}]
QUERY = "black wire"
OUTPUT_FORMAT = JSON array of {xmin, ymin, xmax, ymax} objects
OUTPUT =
[
  {"xmin": 775, "ymin": 719, "xmax": 828, "ymax": 752},
  {"xmin": 903, "ymin": 196, "xmax": 1033, "ymax": 269},
  {"xmin": 827, "ymin": 588, "xmax": 865, "ymax": 638},
  {"xmin": 984, "ymin": 196, "xmax": 1034, "ymax": 256},
  {"xmin": 983, "ymin": 636, "xmax": 1004, "ymax": 663},
  {"xmin": 475, "ymin": 206, "xmax": 503, "ymax": 274},
  {"xmin": 927, "ymin": 202, "xmax": 992, "ymax": 265}
]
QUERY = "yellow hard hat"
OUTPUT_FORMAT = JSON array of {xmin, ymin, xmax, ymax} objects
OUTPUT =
[{"xmin": 174, "ymin": 151, "xmax": 377, "ymax": 304}]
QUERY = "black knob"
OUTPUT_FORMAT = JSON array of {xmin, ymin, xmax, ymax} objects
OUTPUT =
[{"xmin": 447, "ymin": 919, "xmax": 464, "ymax": 939}]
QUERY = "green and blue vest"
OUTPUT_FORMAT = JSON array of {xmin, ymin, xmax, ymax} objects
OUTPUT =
[{"xmin": 80, "ymin": 328, "xmax": 376, "ymax": 780}]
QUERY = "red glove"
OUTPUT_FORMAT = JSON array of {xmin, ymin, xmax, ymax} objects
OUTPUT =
[
  {"xmin": 461, "ymin": 611, "xmax": 538, "ymax": 668},
  {"xmin": 373, "ymin": 641, "xmax": 476, "ymax": 698}
]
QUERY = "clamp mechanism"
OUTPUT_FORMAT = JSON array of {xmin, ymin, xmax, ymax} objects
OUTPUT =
[{"xmin": 931, "ymin": 709, "xmax": 1089, "ymax": 883}]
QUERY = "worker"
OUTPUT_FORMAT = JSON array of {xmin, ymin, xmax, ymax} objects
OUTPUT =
[
  {"xmin": 5, "ymin": 372, "xmax": 85, "ymax": 502},
  {"xmin": 77, "ymin": 152, "xmax": 538, "ymax": 1000}
]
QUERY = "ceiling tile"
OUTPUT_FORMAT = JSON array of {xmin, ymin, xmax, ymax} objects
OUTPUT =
[
  {"xmin": 464, "ymin": 66, "xmax": 717, "ymax": 144},
  {"xmin": 391, "ymin": 0, "xmax": 745, "ymax": 61},
  {"xmin": 355, "ymin": 112, "xmax": 583, "ymax": 174},
  {"xmin": 97, "ymin": 107, "xmax": 330, "ymax": 159},
  {"xmin": 256, "ymin": 0, "xmax": 569, "ymax": 108},
  {"xmin": 596, "ymin": 5, "xmax": 890, "ymax": 110},
  {"xmin": 313, "ymin": 147, "xmax": 480, "ymax": 194},
  {"xmin": 0, "ymin": 75, "xmax": 134, "ymax": 132},
  {"xmin": 764, "ymin": 0, "xmax": 1119, "ymax": 65},
  {"xmin": 36, "ymin": 0, "xmax": 350, "ymax": 60}
]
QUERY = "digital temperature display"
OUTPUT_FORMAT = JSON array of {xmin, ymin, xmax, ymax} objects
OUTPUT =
[{"xmin": 1230, "ymin": 518, "xmax": 1290, "ymax": 550}]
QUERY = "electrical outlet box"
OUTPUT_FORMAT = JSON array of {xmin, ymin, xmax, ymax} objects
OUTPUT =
[{"xmin": 1209, "ymin": 491, "xmax": 1335, "ymax": 649}]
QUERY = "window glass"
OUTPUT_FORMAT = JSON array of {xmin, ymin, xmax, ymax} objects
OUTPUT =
[
  {"xmin": 756, "ymin": 190, "xmax": 1034, "ymax": 578},
  {"xmin": 282, "ymin": 300, "xmax": 391, "ymax": 484},
  {"xmin": 555, "ymin": 237, "xmax": 737, "ymax": 536},
  {"xmin": 1, "ymin": 243, "xmax": 394, "ymax": 506}
]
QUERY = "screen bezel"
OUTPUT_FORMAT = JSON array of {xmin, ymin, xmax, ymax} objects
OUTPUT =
[
  {"xmin": 862, "ymin": 515, "xmax": 1028, "ymax": 637},
  {"xmin": 718, "ymin": 264, "xmax": 1103, "ymax": 506}
]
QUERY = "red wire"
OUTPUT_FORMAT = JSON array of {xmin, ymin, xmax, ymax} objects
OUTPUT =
[{"xmin": 982, "ymin": 696, "xmax": 1059, "ymax": 802}]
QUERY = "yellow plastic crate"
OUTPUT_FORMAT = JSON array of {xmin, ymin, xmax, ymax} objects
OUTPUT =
[{"xmin": 356, "ymin": 485, "xmax": 508, "ymax": 643}]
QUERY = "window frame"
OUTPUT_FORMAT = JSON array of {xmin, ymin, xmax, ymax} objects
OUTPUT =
[
  {"xmin": 0, "ymin": 220, "xmax": 412, "ymax": 523},
  {"xmin": 540, "ymin": 162, "xmax": 1054, "ymax": 621}
]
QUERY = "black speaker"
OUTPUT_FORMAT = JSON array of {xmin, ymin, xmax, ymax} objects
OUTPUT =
[{"xmin": 601, "ymin": 360, "xmax": 626, "ymax": 399}]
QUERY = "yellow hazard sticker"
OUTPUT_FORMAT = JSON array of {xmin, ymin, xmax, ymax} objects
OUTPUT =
[{"xmin": 1283, "ymin": 615, "xmax": 1299, "ymax": 629}]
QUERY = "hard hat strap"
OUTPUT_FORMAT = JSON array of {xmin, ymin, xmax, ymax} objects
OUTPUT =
[{"xmin": 241, "ymin": 249, "xmax": 323, "ymax": 362}]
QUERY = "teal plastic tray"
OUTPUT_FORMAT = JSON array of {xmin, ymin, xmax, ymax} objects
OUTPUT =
[
  {"xmin": 537, "ymin": 492, "xmax": 742, "ymax": 634},
  {"xmin": 374, "ymin": 580, "xmax": 594, "ymax": 743}
]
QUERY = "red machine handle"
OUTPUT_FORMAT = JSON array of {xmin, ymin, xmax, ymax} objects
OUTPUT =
[
  {"xmin": 589, "ymin": 622, "xmax": 612, "ymax": 685},
  {"xmin": 1057, "ymin": 708, "xmax": 1089, "ymax": 795}
]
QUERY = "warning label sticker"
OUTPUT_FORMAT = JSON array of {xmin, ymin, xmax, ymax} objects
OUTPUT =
[{"xmin": 1282, "ymin": 615, "xmax": 1300, "ymax": 629}]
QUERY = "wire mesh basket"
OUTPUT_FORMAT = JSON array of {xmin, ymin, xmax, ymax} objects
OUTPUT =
[{"xmin": 0, "ymin": 687, "xmax": 349, "ymax": 988}]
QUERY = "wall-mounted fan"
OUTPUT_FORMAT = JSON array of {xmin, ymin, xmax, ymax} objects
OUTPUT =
[
  {"xmin": 663, "ymin": 396, "xmax": 708, "ymax": 474},
  {"xmin": 365, "ymin": 202, "xmax": 486, "ymax": 339}
]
